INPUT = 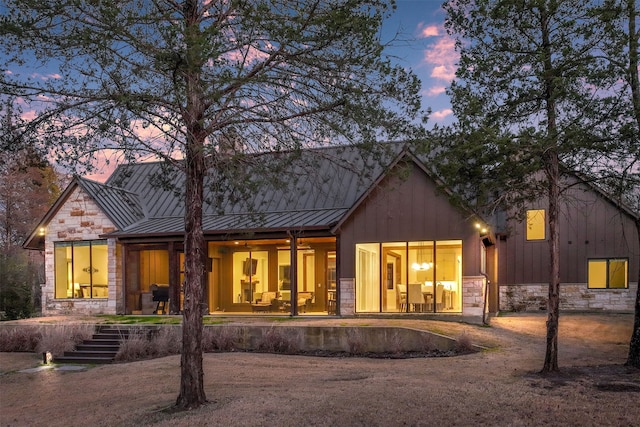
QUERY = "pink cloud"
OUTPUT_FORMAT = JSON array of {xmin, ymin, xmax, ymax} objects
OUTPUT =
[
  {"xmin": 424, "ymin": 86, "xmax": 446, "ymax": 96},
  {"xmin": 29, "ymin": 72, "xmax": 61, "ymax": 81},
  {"xmin": 423, "ymin": 37, "xmax": 458, "ymax": 82},
  {"xmin": 21, "ymin": 110, "xmax": 37, "ymax": 121},
  {"xmin": 222, "ymin": 43, "xmax": 271, "ymax": 65},
  {"xmin": 431, "ymin": 65, "xmax": 456, "ymax": 81},
  {"xmin": 419, "ymin": 24, "xmax": 441, "ymax": 38},
  {"xmin": 431, "ymin": 109, "xmax": 453, "ymax": 121}
]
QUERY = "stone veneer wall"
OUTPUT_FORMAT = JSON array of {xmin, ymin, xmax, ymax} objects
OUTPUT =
[
  {"xmin": 462, "ymin": 276, "xmax": 487, "ymax": 318},
  {"xmin": 500, "ymin": 282, "xmax": 638, "ymax": 312},
  {"xmin": 42, "ymin": 186, "xmax": 119, "ymax": 315},
  {"xmin": 338, "ymin": 276, "xmax": 486, "ymax": 321},
  {"xmin": 338, "ymin": 278, "xmax": 355, "ymax": 316}
]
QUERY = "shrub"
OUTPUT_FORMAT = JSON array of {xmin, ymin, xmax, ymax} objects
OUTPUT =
[
  {"xmin": 115, "ymin": 327, "xmax": 182, "ymax": 362},
  {"xmin": 346, "ymin": 328, "xmax": 365, "ymax": 355},
  {"xmin": 0, "ymin": 324, "xmax": 94, "ymax": 356},
  {"xmin": 203, "ymin": 325, "xmax": 240, "ymax": 352},
  {"xmin": 387, "ymin": 330, "xmax": 405, "ymax": 355},
  {"xmin": 115, "ymin": 330, "xmax": 149, "ymax": 362},
  {"xmin": 0, "ymin": 326, "xmax": 41, "ymax": 352},
  {"xmin": 418, "ymin": 333, "xmax": 436, "ymax": 353},
  {"xmin": 257, "ymin": 327, "xmax": 300, "ymax": 354},
  {"xmin": 0, "ymin": 254, "xmax": 40, "ymax": 320},
  {"xmin": 454, "ymin": 332, "xmax": 474, "ymax": 354},
  {"xmin": 149, "ymin": 327, "xmax": 181, "ymax": 357},
  {"xmin": 36, "ymin": 324, "xmax": 94, "ymax": 357}
]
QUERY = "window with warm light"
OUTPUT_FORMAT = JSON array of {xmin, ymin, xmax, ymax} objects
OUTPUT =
[
  {"xmin": 54, "ymin": 240, "xmax": 108, "ymax": 298},
  {"xmin": 356, "ymin": 240, "xmax": 462, "ymax": 313},
  {"xmin": 588, "ymin": 258, "xmax": 628, "ymax": 289},
  {"xmin": 526, "ymin": 209, "xmax": 545, "ymax": 240},
  {"xmin": 233, "ymin": 250, "xmax": 268, "ymax": 303}
]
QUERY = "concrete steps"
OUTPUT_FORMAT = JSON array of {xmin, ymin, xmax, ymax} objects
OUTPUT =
[{"xmin": 54, "ymin": 326, "xmax": 132, "ymax": 364}]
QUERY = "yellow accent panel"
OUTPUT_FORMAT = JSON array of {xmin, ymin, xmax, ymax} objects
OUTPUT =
[
  {"xmin": 588, "ymin": 260, "xmax": 607, "ymax": 289},
  {"xmin": 526, "ymin": 209, "xmax": 545, "ymax": 240},
  {"xmin": 609, "ymin": 259, "xmax": 628, "ymax": 289}
]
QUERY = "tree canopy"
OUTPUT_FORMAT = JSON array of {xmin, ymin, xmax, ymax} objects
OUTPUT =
[
  {"xmin": 1, "ymin": 0, "xmax": 427, "ymax": 408},
  {"xmin": 440, "ymin": 0, "xmax": 633, "ymax": 372},
  {"xmin": 1, "ymin": 99, "xmax": 61, "ymax": 319},
  {"xmin": 1, "ymin": 0, "xmax": 426, "ymax": 171}
]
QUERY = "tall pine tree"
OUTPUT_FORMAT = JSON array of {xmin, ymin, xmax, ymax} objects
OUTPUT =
[
  {"xmin": 441, "ymin": 0, "xmax": 620, "ymax": 372},
  {"xmin": 1, "ymin": 0, "xmax": 426, "ymax": 407}
]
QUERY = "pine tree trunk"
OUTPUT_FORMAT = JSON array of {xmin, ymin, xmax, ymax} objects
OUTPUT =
[
  {"xmin": 542, "ymin": 155, "xmax": 561, "ymax": 373},
  {"xmin": 175, "ymin": 0, "xmax": 208, "ymax": 408},
  {"xmin": 175, "ymin": 139, "xmax": 207, "ymax": 409},
  {"xmin": 540, "ymin": 4, "xmax": 560, "ymax": 373},
  {"xmin": 627, "ymin": 219, "xmax": 640, "ymax": 368},
  {"xmin": 624, "ymin": 0, "xmax": 640, "ymax": 369}
]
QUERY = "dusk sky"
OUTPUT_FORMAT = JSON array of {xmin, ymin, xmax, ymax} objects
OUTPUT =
[
  {"xmin": 4, "ymin": 1, "xmax": 457, "ymax": 180},
  {"xmin": 7, "ymin": 1, "xmax": 455, "ymax": 127},
  {"xmin": 383, "ymin": 1, "xmax": 455, "ymax": 125}
]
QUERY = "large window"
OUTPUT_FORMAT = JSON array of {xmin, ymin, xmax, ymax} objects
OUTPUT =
[
  {"xmin": 526, "ymin": 209, "xmax": 545, "ymax": 240},
  {"xmin": 588, "ymin": 258, "xmax": 628, "ymax": 289},
  {"xmin": 356, "ymin": 243, "xmax": 380, "ymax": 312},
  {"xmin": 277, "ymin": 248, "xmax": 316, "ymax": 299},
  {"xmin": 54, "ymin": 240, "xmax": 108, "ymax": 299},
  {"xmin": 356, "ymin": 240, "xmax": 462, "ymax": 313},
  {"xmin": 233, "ymin": 250, "xmax": 268, "ymax": 303}
]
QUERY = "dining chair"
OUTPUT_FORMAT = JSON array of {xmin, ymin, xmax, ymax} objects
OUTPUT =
[
  {"xmin": 408, "ymin": 283, "xmax": 424, "ymax": 312},
  {"xmin": 396, "ymin": 284, "xmax": 407, "ymax": 311}
]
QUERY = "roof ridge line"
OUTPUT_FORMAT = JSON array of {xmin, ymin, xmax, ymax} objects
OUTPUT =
[
  {"xmin": 145, "ymin": 207, "xmax": 350, "ymax": 221},
  {"xmin": 78, "ymin": 177, "xmax": 140, "ymax": 196}
]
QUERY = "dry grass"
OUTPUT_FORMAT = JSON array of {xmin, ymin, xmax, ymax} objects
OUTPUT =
[
  {"xmin": 454, "ymin": 331, "xmax": 474, "ymax": 353},
  {"xmin": 115, "ymin": 331, "xmax": 149, "ymax": 361},
  {"xmin": 0, "ymin": 324, "xmax": 94, "ymax": 356},
  {"xmin": 150, "ymin": 327, "xmax": 182, "ymax": 357},
  {"xmin": 346, "ymin": 328, "xmax": 366, "ymax": 354},
  {"xmin": 256, "ymin": 326, "xmax": 301, "ymax": 354},
  {"xmin": 202, "ymin": 325, "xmax": 243, "ymax": 352},
  {"xmin": 1, "ymin": 314, "xmax": 638, "ymax": 427},
  {"xmin": 116, "ymin": 327, "xmax": 182, "ymax": 362},
  {"xmin": 0, "ymin": 326, "xmax": 41, "ymax": 352}
]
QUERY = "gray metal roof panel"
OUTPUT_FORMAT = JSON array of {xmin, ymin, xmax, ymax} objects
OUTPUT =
[
  {"xmin": 103, "ymin": 144, "xmax": 404, "ymax": 237},
  {"xmin": 107, "ymin": 208, "xmax": 348, "ymax": 237},
  {"xmin": 78, "ymin": 178, "xmax": 146, "ymax": 229}
]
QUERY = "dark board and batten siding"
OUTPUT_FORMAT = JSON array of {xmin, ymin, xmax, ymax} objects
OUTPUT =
[
  {"xmin": 337, "ymin": 163, "xmax": 482, "ymax": 278},
  {"xmin": 499, "ymin": 181, "xmax": 639, "ymax": 286}
]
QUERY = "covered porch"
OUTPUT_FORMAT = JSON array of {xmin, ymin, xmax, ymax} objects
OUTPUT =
[{"xmin": 122, "ymin": 236, "xmax": 337, "ymax": 316}]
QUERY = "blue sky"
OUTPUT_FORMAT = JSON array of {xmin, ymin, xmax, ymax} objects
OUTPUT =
[
  {"xmin": 383, "ymin": 1, "xmax": 456, "ymax": 125},
  {"xmin": 3, "ymin": 1, "xmax": 457, "ymax": 180},
  {"xmin": 5, "ymin": 1, "xmax": 456, "ymax": 127}
]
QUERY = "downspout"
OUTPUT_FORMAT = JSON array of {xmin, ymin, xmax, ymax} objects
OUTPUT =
[{"xmin": 480, "ymin": 272, "xmax": 490, "ymax": 325}]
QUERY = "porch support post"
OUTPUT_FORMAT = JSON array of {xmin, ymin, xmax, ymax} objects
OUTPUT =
[
  {"xmin": 121, "ymin": 244, "xmax": 128, "ymax": 315},
  {"xmin": 290, "ymin": 233, "xmax": 298, "ymax": 316},
  {"xmin": 169, "ymin": 241, "xmax": 180, "ymax": 314},
  {"xmin": 336, "ymin": 236, "xmax": 340, "ymax": 316}
]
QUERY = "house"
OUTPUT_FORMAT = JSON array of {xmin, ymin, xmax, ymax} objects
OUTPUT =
[
  {"xmin": 23, "ymin": 144, "xmax": 638, "ymax": 320},
  {"xmin": 497, "ymin": 175, "xmax": 639, "ymax": 312}
]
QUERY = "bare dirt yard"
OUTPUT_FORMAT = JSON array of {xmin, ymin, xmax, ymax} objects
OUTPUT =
[{"xmin": 1, "ymin": 313, "xmax": 639, "ymax": 427}]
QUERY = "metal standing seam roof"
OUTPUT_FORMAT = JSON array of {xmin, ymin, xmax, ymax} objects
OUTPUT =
[
  {"xmin": 109, "ymin": 208, "xmax": 350, "ymax": 237},
  {"xmin": 102, "ymin": 144, "xmax": 403, "ymax": 237},
  {"xmin": 78, "ymin": 178, "xmax": 146, "ymax": 230}
]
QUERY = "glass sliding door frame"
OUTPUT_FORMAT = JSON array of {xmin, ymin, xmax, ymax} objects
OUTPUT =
[{"xmin": 356, "ymin": 240, "xmax": 463, "ymax": 314}]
